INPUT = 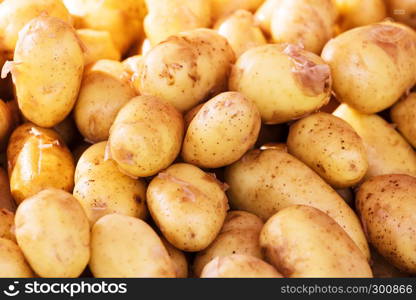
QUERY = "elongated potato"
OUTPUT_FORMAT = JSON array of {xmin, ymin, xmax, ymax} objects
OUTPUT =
[
  {"xmin": 225, "ymin": 149, "xmax": 370, "ymax": 260},
  {"xmin": 357, "ymin": 174, "xmax": 416, "ymax": 274},
  {"xmin": 287, "ymin": 112, "xmax": 368, "ymax": 188},
  {"xmin": 0, "ymin": 238, "xmax": 33, "ymax": 278},
  {"xmin": 90, "ymin": 214, "xmax": 176, "ymax": 278},
  {"xmin": 391, "ymin": 93, "xmax": 416, "ymax": 148},
  {"xmin": 0, "ymin": 167, "xmax": 15, "ymax": 211},
  {"xmin": 385, "ymin": 0, "xmax": 416, "ymax": 29},
  {"xmin": 160, "ymin": 237, "xmax": 188, "ymax": 278},
  {"xmin": 334, "ymin": 104, "xmax": 416, "ymax": 178},
  {"xmin": 147, "ymin": 163, "xmax": 229, "ymax": 252},
  {"xmin": 322, "ymin": 21, "xmax": 416, "ymax": 114},
  {"xmin": 254, "ymin": 0, "xmax": 282, "ymax": 35},
  {"xmin": 210, "ymin": 0, "xmax": 265, "ymax": 21},
  {"xmin": 15, "ymin": 189, "xmax": 90, "ymax": 278},
  {"xmin": 0, "ymin": 208, "xmax": 15, "ymax": 242},
  {"xmin": 7, "ymin": 124, "xmax": 75, "ymax": 204},
  {"xmin": 260, "ymin": 205, "xmax": 372, "ymax": 277},
  {"xmin": 4, "ymin": 16, "xmax": 84, "ymax": 128},
  {"xmin": 229, "ymin": 44, "xmax": 331, "ymax": 124}
]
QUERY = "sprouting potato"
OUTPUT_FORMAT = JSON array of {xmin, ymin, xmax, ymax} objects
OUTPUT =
[
  {"xmin": 0, "ymin": 238, "xmax": 34, "ymax": 278},
  {"xmin": 391, "ymin": 93, "xmax": 416, "ymax": 148}
]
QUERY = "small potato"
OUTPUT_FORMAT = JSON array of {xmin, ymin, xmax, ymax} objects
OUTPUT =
[
  {"xmin": 90, "ymin": 214, "xmax": 175, "ymax": 278},
  {"xmin": 122, "ymin": 55, "xmax": 143, "ymax": 93},
  {"xmin": 182, "ymin": 92, "xmax": 261, "ymax": 168},
  {"xmin": 287, "ymin": 112, "xmax": 368, "ymax": 188},
  {"xmin": 146, "ymin": 163, "xmax": 229, "ymax": 252},
  {"xmin": 139, "ymin": 29, "xmax": 235, "ymax": 112},
  {"xmin": 73, "ymin": 142, "xmax": 147, "ymax": 225},
  {"xmin": 385, "ymin": 0, "xmax": 416, "ymax": 29},
  {"xmin": 74, "ymin": 60, "xmax": 137, "ymax": 143},
  {"xmin": 229, "ymin": 44, "xmax": 331, "ymax": 124},
  {"xmin": 15, "ymin": 189, "xmax": 90, "ymax": 278},
  {"xmin": 391, "ymin": 93, "xmax": 416, "ymax": 148},
  {"xmin": 356, "ymin": 174, "xmax": 416, "ymax": 274},
  {"xmin": 201, "ymin": 254, "xmax": 282, "ymax": 278},
  {"xmin": 160, "ymin": 237, "xmax": 188, "ymax": 278},
  {"xmin": 0, "ymin": 167, "xmax": 15, "ymax": 211},
  {"xmin": 322, "ymin": 21, "xmax": 416, "ymax": 114},
  {"xmin": 210, "ymin": 0, "xmax": 265, "ymax": 21},
  {"xmin": 225, "ymin": 149, "xmax": 370, "ymax": 260},
  {"xmin": 0, "ymin": 238, "xmax": 33, "ymax": 278},
  {"xmin": 0, "ymin": 208, "xmax": 15, "ymax": 241},
  {"xmin": 215, "ymin": 10, "xmax": 266, "ymax": 57},
  {"xmin": 108, "ymin": 96, "xmax": 184, "ymax": 178},
  {"xmin": 7, "ymin": 124, "xmax": 75, "ymax": 204},
  {"xmin": 4, "ymin": 15, "xmax": 84, "ymax": 128},
  {"xmin": 76, "ymin": 29, "xmax": 121, "ymax": 65},
  {"xmin": 254, "ymin": 0, "xmax": 282, "ymax": 36},
  {"xmin": 260, "ymin": 205, "xmax": 372, "ymax": 277},
  {"xmin": 334, "ymin": 104, "xmax": 416, "ymax": 178}
]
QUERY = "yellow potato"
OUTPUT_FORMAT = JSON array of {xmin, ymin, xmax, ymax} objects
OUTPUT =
[
  {"xmin": 0, "ymin": 99, "xmax": 12, "ymax": 149},
  {"xmin": 385, "ymin": 0, "xmax": 416, "ymax": 29},
  {"xmin": 0, "ymin": 167, "xmax": 15, "ymax": 211},
  {"xmin": 333, "ymin": 104, "xmax": 416, "ymax": 178},
  {"xmin": 122, "ymin": 55, "xmax": 143, "ymax": 93},
  {"xmin": 15, "ymin": 189, "xmax": 90, "ymax": 278},
  {"xmin": 356, "ymin": 174, "xmax": 416, "ymax": 274},
  {"xmin": 225, "ymin": 149, "xmax": 370, "ymax": 259},
  {"xmin": 201, "ymin": 254, "xmax": 282, "ymax": 278},
  {"xmin": 160, "ymin": 237, "xmax": 188, "ymax": 278},
  {"xmin": 108, "ymin": 95, "xmax": 184, "ymax": 178},
  {"xmin": 74, "ymin": 60, "xmax": 137, "ymax": 143},
  {"xmin": 322, "ymin": 21, "xmax": 416, "ymax": 114},
  {"xmin": 7, "ymin": 124, "xmax": 75, "ymax": 204},
  {"xmin": 4, "ymin": 15, "xmax": 84, "ymax": 128},
  {"xmin": 90, "ymin": 213, "xmax": 176, "ymax": 278},
  {"xmin": 211, "ymin": 0, "xmax": 265, "ymax": 21},
  {"xmin": 139, "ymin": 29, "xmax": 235, "ymax": 112},
  {"xmin": 260, "ymin": 205, "xmax": 372, "ymax": 277},
  {"xmin": 287, "ymin": 112, "xmax": 368, "ymax": 188},
  {"xmin": 73, "ymin": 142, "xmax": 147, "ymax": 225},
  {"xmin": 0, "ymin": 238, "xmax": 33, "ymax": 278},
  {"xmin": 0, "ymin": 208, "xmax": 15, "ymax": 242},
  {"xmin": 391, "ymin": 93, "xmax": 416, "ymax": 148},
  {"xmin": 254, "ymin": 0, "xmax": 282, "ymax": 36},
  {"xmin": 147, "ymin": 163, "xmax": 229, "ymax": 252}
]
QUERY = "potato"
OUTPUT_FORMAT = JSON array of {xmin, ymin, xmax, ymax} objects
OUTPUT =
[
  {"xmin": 322, "ymin": 21, "xmax": 416, "ymax": 114},
  {"xmin": 73, "ymin": 142, "xmax": 147, "ymax": 225},
  {"xmin": 0, "ymin": 99, "xmax": 12, "ymax": 149},
  {"xmin": 385, "ymin": 0, "xmax": 416, "ymax": 29},
  {"xmin": 139, "ymin": 29, "xmax": 235, "ymax": 112},
  {"xmin": 193, "ymin": 210, "xmax": 263, "ymax": 277},
  {"xmin": 146, "ymin": 163, "xmax": 229, "ymax": 252},
  {"xmin": 122, "ymin": 55, "xmax": 143, "ymax": 93},
  {"xmin": 370, "ymin": 247, "xmax": 409, "ymax": 278},
  {"xmin": 287, "ymin": 112, "xmax": 368, "ymax": 188},
  {"xmin": 260, "ymin": 205, "xmax": 372, "ymax": 277},
  {"xmin": 0, "ymin": 208, "xmax": 15, "ymax": 242},
  {"xmin": 108, "ymin": 96, "xmax": 184, "ymax": 178},
  {"xmin": 333, "ymin": 104, "xmax": 416, "ymax": 178},
  {"xmin": 76, "ymin": 29, "xmax": 121, "ymax": 65},
  {"xmin": 0, "ymin": 167, "xmax": 15, "ymax": 211},
  {"xmin": 254, "ymin": 0, "xmax": 282, "ymax": 36},
  {"xmin": 0, "ymin": 238, "xmax": 33, "ymax": 278},
  {"xmin": 225, "ymin": 149, "xmax": 370, "ymax": 259},
  {"xmin": 160, "ymin": 237, "xmax": 188, "ymax": 278},
  {"xmin": 229, "ymin": 44, "xmax": 332, "ymax": 124},
  {"xmin": 215, "ymin": 10, "xmax": 266, "ymax": 57},
  {"xmin": 210, "ymin": 0, "xmax": 265, "ymax": 21},
  {"xmin": 7, "ymin": 124, "xmax": 75, "ymax": 204},
  {"xmin": 144, "ymin": 0, "xmax": 211, "ymax": 46},
  {"xmin": 3, "ymin": 15, "xmax": 84, "ymax": 128},
  {"xmin": 391, "ymin": 93, "xmax": 416, "ymax": 148},
  {"xmin": 15, "ymin": 189, "xmax": 90, "ymax": 278},
  {"xmin": 182, "ymin": 92, "xmax": 261, "ymax": 168},
  {"xmin": 356, "ymin": 174, "xmax": 416, "ymax": 274},
  {"xmin": 90, "ymin": 213, "xmax": 175, "ymax": 278},
  {"xmin": 74, "ymin": 60, "xmax": 137, "ymax": 143},
  {"xmin": 201, "ymin": 254, "xmax": 282, "ymax": 278},
  {"xmin": 0, "ymin": 0, "xmax": 72, "ymax": 58}
]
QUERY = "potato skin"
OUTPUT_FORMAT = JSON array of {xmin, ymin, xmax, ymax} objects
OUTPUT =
[
  {"xmin": 147, "ymin": 163, "xmax": 229, "ymax": 252},
  {"xmin": 122, "ymin": 55, "xmax": 143, "ymax": 93},
  {"xmin": 391, "ymin": 93, "xmax": 416, "ymax": 148},
  {"xmin": 254, "ymin": 0, "xmax": 282, "ymax": 35},
  {"xmin": 260, "ymin": 205, "xmax": 372, "ymax": 277},
  {"xmin": 0, "ymin": 208, "xmax": 15, "ymax": 242},
  {"xmin": 356, "ymin": 174, "xmax": 416, "ymax": 274},
  {"xmin": 0, "ymin": 99, "xmax": 13, "ymax": 150},
  {"xmin": 322, "ymin": 22, "xmax": 416, "ymax": 114},
  {"xmin": 0, "ymin": 238, "xmax": 33, "ymax": 278},
  {"xmin": 210, "ymin": 0, "xmax": 265, "ymax": 21},
  {"xmin": 0, "ymin": 167, "xmax": 15, "ymax": 211},
  {"xmin": 7, "ymin": 124, "xmax": 75, "ymax": 204},
  {"xmin": 108, "ymin": 95, "xmax": 184, "ymax": 178},
  {"xmin": 15, "ymin": 189, "xmax": 90, "ymax": 278},
  {"xmin": 160, "ymin": 237, "xmax": 188, "ymax": 278},
  {"xmin": 287, "ymin": 112, "xmax": 368, "ymax": 188},
  {"xmin": 225, "ymin": 149, "xmax": 370, "ymax": 260},
  {"xmin": 90, "ymin": 214, "xmax": 176, "ymax": 278},
  {"xmin": 334, "ymin": 104, "xmax": 416, "ymax": 179},
  {"xmin": 201, "ymin": 254, "xmax": 282, "ymax": 278},
  {"xmin": 385, "ymin": 0, "xmax": 416, "ymax": 29},
  {"xmin": 229, "ymin": 44, "xmax": 331, "ymax": 124}
]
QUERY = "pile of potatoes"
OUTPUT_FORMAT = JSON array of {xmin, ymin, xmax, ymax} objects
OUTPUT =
[{"xmin": 1, "ymin": 0, "xmax": 416, "ymax": 278}]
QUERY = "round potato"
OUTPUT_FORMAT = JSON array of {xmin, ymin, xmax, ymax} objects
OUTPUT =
[
  {"xmin": 225, "ymin": 149, "xmax": 370, "ymax": 260},
  {"xmin": 229, "ymin": 44, "xmax": 331, "ymax": 124},
  {"xmin": 287, "ymin": 112, "xmax": 368, "ymax": 188},
  {"xmin": 90, "ymin": 213, "xmax": 175, "ymax": 278},
  {"xmin": 210, "ymin": 0, "xmax": 265, "ymax": 21},
  {"xmin": 356, "ymin": 174, "xmax": 416, "ymax": 274},
  {"xmin": 260, "ymin": 205, "xmax": 372, "ymax": 277},
  {"xmin": 385, "ymin": 0, "xmax": 416, "ymax": 29},
  {"xmin": 108, "ymin": 95, "xmax": 184, "ymax": 178},
  {"xmin": 0, "ymin": 238, "xmax": 33, "ymax": 278},
  {"xmin": 147, "ymin": 163, "xmax": 229, "ymax": 252},
  {"xmin": 391, "ymin": 93, "xmax": 416, "ymax": 148},
  {"xmin": 74, "ymin": 60, "xmax": 137, "ymax": 143},
  {"xmin": 0, "ymin": 167, "xmax": 15, "ymax": 211},
  {"xmin": 201, "ymin": 254, "xmax": 282, "ymax": 278},
  {"xmin": 15, "ymin": 189, "xmax": 90, "ymax": 278},
  {"xmin": 0, "ymin": 208, "xmax": 15, "ymax": 242},
  {"xmin": 160, "ymin": 237, "xmax": 188, "ymax": 278},
  {"xmin": 254, "ymin": 0, "xmax": 282, "ymax": 36}
]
